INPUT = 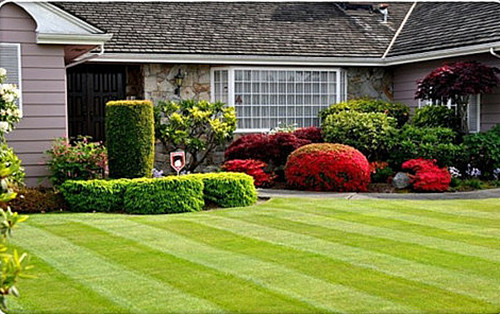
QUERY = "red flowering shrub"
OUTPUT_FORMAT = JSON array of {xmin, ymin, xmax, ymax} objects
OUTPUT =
[
  {"xmin": 221, "ymin": 159, "xmax": 276, "ymax": 187},
  {"xmin": 402, "ymin": 158, "xmax": 451, "ymax": 192},
  {"xmin": 225, "ymin": 132, "xmax": 310, "ymax": 166},
  {"xmin": 285, "ymin": 143, "xmax": 371, "ymax": 192},
  {"xmin": 292, "ymin": 127, "xmax": 324, "ymax": 143}
]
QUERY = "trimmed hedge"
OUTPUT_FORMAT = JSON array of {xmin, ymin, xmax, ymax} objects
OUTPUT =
[
  {"xmin": 60, "ymin": 172, "xmax": 257, "ymax": 214},
  {"xmin": 123, "ymin": 177, "xmax": 204, "ymax": 214},
  {"xmin": 189, "ymin": 173, "xmax": 257, "ymax": 208},
  {"xmin": 106, "ymin": 100, "xmax": 155, "ymax": 179},
  {"xmin": 60, "ymin": 179, "xmax": 132, "ymax": 213}
]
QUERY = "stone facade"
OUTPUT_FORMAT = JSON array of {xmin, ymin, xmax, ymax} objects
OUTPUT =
[
  {"xmin": 143, "ymin": 64, "xmax": 211, "ymax": 103},
  {"xmin": 346, "ymin": 67, "xmax": 393, "ymax": 101},
  {"xmin": 125, "ymin": 65, "xmax": 144, "ymax": 99}
]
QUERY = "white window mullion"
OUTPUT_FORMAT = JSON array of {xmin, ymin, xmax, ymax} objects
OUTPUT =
[
  {"xmin": 336, "ymin": 71, "xmax": 341, "ymax": 104},
  {"xmin": 0, "ymin": 43, "xmax": 23, "ymax": 114}
]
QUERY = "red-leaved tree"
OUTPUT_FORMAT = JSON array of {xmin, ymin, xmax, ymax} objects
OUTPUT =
[{"xmin": 415, "ymin": 61, "xmax": 500, "ymax": 133}]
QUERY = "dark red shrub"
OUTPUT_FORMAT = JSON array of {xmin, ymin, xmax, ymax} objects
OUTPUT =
[
  {"xmin": 222, "ymin": 159, "xmax": 276, "ymax": 187},
  {"xmin": 292, "ymin": 127, "xmax": 324, "ymax": 143},
  {"xmin": 285, "ymin": 143, "xmax": 371, "ymax": 192},
  {"xmin": 224, "ymin": 134, "xmax": 271, "ymax": 162},
  {"xmin": 402, "ymin": 158, "xmax": 451, "ymax": 192},
  {"xmin": 225, "ymin": 132, "xmax": 310, "ymax": 167},
  {"xmin": 268, "ymin": 132, "xmax": 310, "ymax": 166}
]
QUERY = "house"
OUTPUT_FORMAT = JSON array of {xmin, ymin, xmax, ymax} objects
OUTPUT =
[{"xmin": 1, "ymin": 1, "xmax": 500, "ymax": 186}]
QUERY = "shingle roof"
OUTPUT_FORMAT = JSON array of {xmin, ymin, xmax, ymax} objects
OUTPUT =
[
  {"xmin": 54, "ymin": 2, "xmax": 412, "ymax": 58},
  {"xmin": 388, "ymin": 2, "xmax": 500, "ymax": 57}
]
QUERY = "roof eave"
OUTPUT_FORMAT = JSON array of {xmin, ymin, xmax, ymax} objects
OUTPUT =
[{"xmin": 37, "ymin": 33, "xmax": 113, "ymax": 45}]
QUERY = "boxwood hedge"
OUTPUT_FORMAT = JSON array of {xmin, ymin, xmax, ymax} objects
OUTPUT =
[
  {"xmin": 106, "ymin": 100, "xmax": 155, "ymax": 179},
  {"xmin": 60, "ymin": 172, "xmax": 257, "ymax": 214}
]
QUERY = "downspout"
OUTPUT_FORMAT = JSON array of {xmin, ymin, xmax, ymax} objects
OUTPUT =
[
  {"xmin": 65, "ymin": 43, "xmax": 105, "ymax": 69},
  {"xmin": 490, "ymin": 47, "xmax": 500, "ymax": 59}
]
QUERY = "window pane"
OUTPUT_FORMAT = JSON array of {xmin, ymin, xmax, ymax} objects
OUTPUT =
[{"xmin": 229, "ymin": 68, "xmax": 342, "ymax": 130}]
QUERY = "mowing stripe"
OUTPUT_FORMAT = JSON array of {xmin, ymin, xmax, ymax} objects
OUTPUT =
[
  {"xmin": 183, "ymin": 214, "xmax": 500, "ymax": 306},
  {"xmin": 11, "ymin": 225, "xmax": 224, "ymax": 313},
  {"xmin": 319, "ymin": 202, "xmax": 500, "ymax": 239},
  {"xmin": 235, "ymin": 206, "xmax": 500, "ymax": 263},
  {"xmin": 75, "ymin": 216, "xmax": 418, "ymax": 313},
  {"xmin": 37, "ymin": 220, "xmax": 318, "ymax": 313}
]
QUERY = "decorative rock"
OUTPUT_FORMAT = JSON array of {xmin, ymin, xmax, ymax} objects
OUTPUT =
[{"xmin": 392, "ymin": 172, "xmax": 411, "ymax": 189}]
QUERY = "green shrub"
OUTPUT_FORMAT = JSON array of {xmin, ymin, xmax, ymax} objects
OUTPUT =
[
  {"xmin": 106, "ymin": 100, "xmax": 154, "ymax": 179},
  {"xmin": 45, "ymin": 137, "xmax": 107, "ymax": 186},
  {"xmin": 412, "ymin": 105, "xmax": 461, "ymax": 133},
  {"xmin": 0, "ymin": 143, "xmax": 24, "ymax": 187},
  {"xmin": 463, "ymin": 125, "xmax": 500, "ymax": 178},
  {"xmin": 189, "ymin": 173, "xmax": 257, "ymax": 208},
  {"xmin": 390, "ymin": 125, "xmax": 465, "ymax": 168},
  {"xmin": 320, "ymin": 98, "xmax": 410, "ymax": 127},
  {"xmin": 123, "ymin": 176, "xmax": 204, "ymax": 214},
  {"xmin": 322, "ymin": 110, "xmax": 396, "ymax": 160},
  {"xmin": 60, "ymin": 179, "xmax": 132, "ymax": 212},
  {"xmin": 155, "ymin": 99, "xmax": 236, "ymax": 172}
]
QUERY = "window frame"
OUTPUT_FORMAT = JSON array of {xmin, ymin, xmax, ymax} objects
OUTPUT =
[
  {"xmin": 211, "ymin": 66, "xmax": 346, "ymax": 133},
  {"xmin": 0, "ymin": 43, "xmax": 23, "ymax": 116}
]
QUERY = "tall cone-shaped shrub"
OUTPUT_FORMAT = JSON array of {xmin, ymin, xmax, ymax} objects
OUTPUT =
[{"xmin": 106, "ymin": 100, "xmax": 154, "ymax": 178}]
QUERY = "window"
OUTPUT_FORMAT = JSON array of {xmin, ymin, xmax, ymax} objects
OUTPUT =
[
  {"xmin": 211, "ymin": 67, "xmax": 346, "ymax": 131},
  {"xmin": 417, "ymin": 95, "xmax": 480, "ymax": 133},
  {"xmin": 0, "ymin": 43, "xmax": 22, "ymax": 112}
]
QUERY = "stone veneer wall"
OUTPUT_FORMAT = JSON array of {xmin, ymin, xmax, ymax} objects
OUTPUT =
[
  {"xmin": 346, "ymin": 67, "xmax": 393, "ymax": 101},
  {"xmin": 143, "ymin": 64, "xmax": 211, "ymax": 103}
]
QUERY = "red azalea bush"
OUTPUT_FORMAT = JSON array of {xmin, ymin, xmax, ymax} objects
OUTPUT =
[
  {"xmin": 402, "ymin": 158, "xmax": 451, "ymax": 192},
  {"xmin": 292, "ymin": 127, "xmax": 324, "ymax": 143},
  {"xmin": 225, "ymin": 132, "xmax": 310, "ymax": 166},
  {"xmin": 285, "ymin": 143, "xmax": 371, "ymax": 192},
  {"xmin": 221, "ymin": 159, "xmax": 276, "ymax": 187}
]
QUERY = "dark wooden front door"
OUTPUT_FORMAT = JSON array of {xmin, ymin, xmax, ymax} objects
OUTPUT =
[{"xmin": 67, "ymin": 64, "xmax": 126, "ymax": 142}]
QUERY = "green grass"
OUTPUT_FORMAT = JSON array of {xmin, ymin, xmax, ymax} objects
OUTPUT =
[{"xmin": 9, "ymin": 198, "xmax": 500, "ymax": 313}]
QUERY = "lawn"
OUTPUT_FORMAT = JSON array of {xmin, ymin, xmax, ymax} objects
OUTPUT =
[{"xmin": 8, "ymin": 198, "xmax": 500, "ymax": 313}]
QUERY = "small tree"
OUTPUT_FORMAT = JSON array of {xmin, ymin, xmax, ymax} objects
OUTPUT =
[
  {"xmin": 155, "ymin": 99, "xmax": 236, "ymax": 172},
  {"xmin": 415, "ymin": 61, "xmax": 500, "ymax": 134}
]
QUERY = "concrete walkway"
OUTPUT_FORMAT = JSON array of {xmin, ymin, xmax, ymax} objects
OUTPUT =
[{"xmin": 258, "ymin": 188, "xmax": 500, "ymax": 200}]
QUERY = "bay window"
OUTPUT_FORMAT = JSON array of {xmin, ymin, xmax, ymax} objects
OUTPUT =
[{"xmin": 211, "ymin": 67, "xmax": 347, "ymax": 132}]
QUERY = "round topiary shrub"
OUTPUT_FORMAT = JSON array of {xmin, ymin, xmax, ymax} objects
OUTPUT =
[
  {"xmin": 106, "ymin": 100, "xmax": 154, "ymax": 179},
  {"xmin": 285, "ymin": 143, "xmax": 371, "ymax": 192}
]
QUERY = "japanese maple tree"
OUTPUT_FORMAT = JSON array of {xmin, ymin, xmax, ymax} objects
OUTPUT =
[{"xmin": 415, "ymin": 61, "xmax": 500, "ymax": 133}]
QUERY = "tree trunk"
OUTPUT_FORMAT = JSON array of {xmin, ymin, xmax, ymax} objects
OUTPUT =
[{"xmin": 456, "ymin": 97, "xmax": 469, "ymax": 134}]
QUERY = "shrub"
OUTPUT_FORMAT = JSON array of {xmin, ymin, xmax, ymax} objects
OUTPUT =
[
  {"xmin": 190, "ymin": 173, "xmax": 257, "ymax": 208},
  {"xmin": 221, "ymin": 159, "xmax": 275, "ymax": 187},
  {"xmin": 390, "ymin": 125, "xmax": 464, "ymax": 168},
  {"xmin": 0, "ymin": 143, "xmax": 24, "ymax": 187},
  {"xmin": 369, "ymin": 161, "xmax": 394, "ymax": 183},
  {"xmin": 45, "ymin": 137, "xmax": 107, "ymax": 186},
  {"xmin": 412, "ymin": 105, "xmax": 460, "ymax": 132},
  {"xmin": 155, "ymin": 99, "xmax": 236, "ymax": 172},
  {"xmin": 320, "ymin": 98, "xmax": 410, "ymax": 127},
  {"xmin": 285, "ymin": 143, "xmax": 370, "ymax": 192},
  {"xmin": 322, "ymin": 111, "xmax": 396, "ymax": 160},
  {"xmin": 106, "ymin": 100, "xmax": 154, "ymax": 179},
  {"xmin": 0, "ymin": 68, "xmax": 22, "ymax": 142},
  {"xmin": 292, "ymin": 127, "xmax": 324, "ymax": 143},
  {"xmin": 225, "ymin": 132, "xmax": 310, "ymax": 167},
  {"xmin": 60, "ymin": 179, "xmax": 132, "ymax": 212},
  {"xmin": 402, "ymin": 158, "xmax": 451, "ymax": 192},
  {"xmin": 462, "ymin": 125, "xmax": 500, "ymax": 179},
  {"xmin": 123, "ymin": 176, "xmax": 204, "ymax": 214},
  {"xmin": 7, "ymin": 187, "xmax": 67, "ymax": 213}
]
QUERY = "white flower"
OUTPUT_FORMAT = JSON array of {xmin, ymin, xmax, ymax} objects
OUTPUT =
[
  {"xmin": 0, "ymin": 68, "xmax": 6, "ymax": 79},
  {"xmin": 2, "ymin": 93, "xmax": 14, "ymax": 103},
  {"xmin": 0, "ymin": 121, "xmax": 10, "ymax": 133},
  {"xmin": 466, "ymin": 164, "xmax": 481, "ymax": 178},
  {"xmin": 448, "ymin": 166, "xmax": 461, "ymax": 178},
  {"xmin": 493, "ymin": 168, "xmax": 500, "ymax": 180}
]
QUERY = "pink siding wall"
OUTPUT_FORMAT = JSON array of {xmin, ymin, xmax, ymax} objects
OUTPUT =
[
  {"xmin": 1, "ymin": 3, "xmax": 68, "ymax": 186},
  {"xmin": 392, "ymin": 53, "xmax": 500, "ymax": 131}
]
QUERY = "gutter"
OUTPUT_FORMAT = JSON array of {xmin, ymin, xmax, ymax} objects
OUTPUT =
[
  {"xmin": 66, "ymin": 43, "xmax": 105, "ymax": 69},
  {"xmin": 491, "ymin": 47, "xmax": 500, "ymax": 59}
]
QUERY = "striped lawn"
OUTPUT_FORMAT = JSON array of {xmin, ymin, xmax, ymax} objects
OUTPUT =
[{"xmin": 9, "ymin": 198, "xmax": 500, "ymax": 313}]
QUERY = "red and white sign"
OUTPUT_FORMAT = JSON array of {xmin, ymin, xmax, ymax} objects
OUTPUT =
[{"xmin": 170, "ymin": 151, "xmax": 185, "ymax": 175}]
